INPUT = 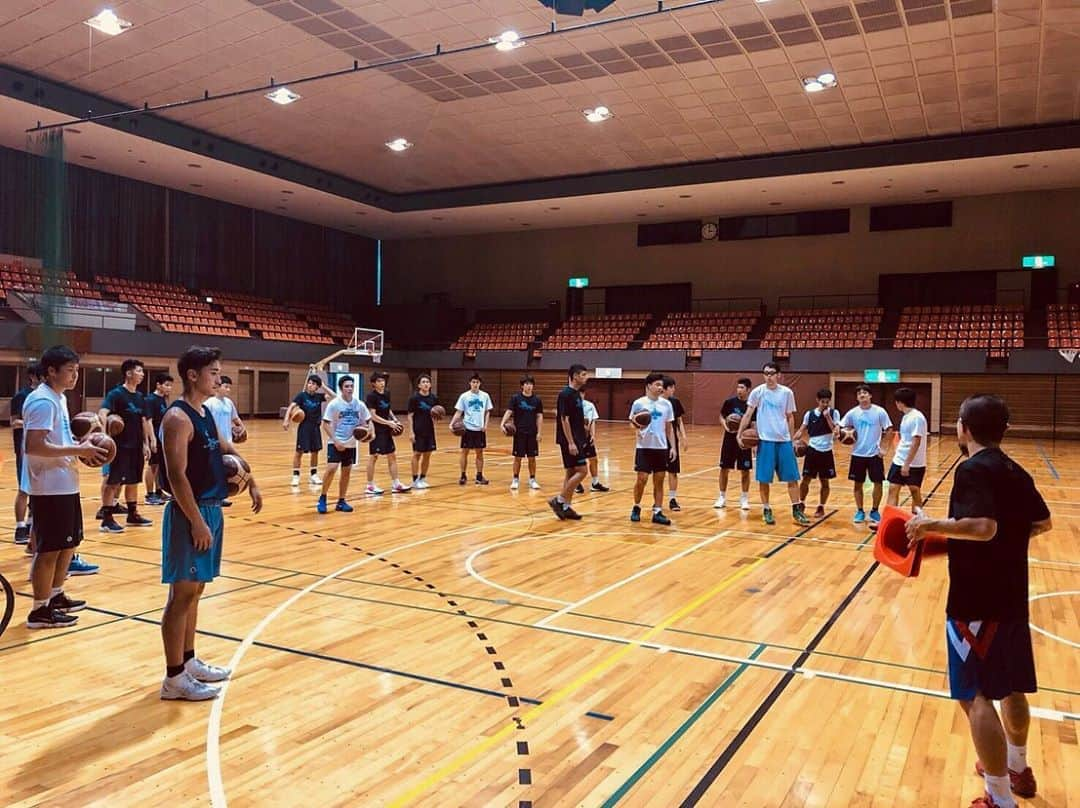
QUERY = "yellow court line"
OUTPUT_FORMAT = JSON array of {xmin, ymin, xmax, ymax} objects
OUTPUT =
[{"xmin": 386, "ymin": 555, "xmax": 769, "ymax": 807}]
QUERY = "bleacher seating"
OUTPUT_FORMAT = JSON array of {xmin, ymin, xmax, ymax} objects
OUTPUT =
[
  {"xmin": 100, "ymin": 277, "xmax": 250, "ymax": 338},
  {"xmin": 762, "ymin": 307, "xmax": 882, "ymax": 354},
  {"xmin": 206, "ymin": 290, "xmax": 333, "ymax": 344},
  {"xmin": 451, "ymin": 321, "xmax": 546, "ymax": 351},
  {"xmin": 1, "ymin": 262, "xmax": 101, "ymax": 299},
  {"xmin": 288, "ymin": 302, "xmax": 355, "ymax": 344},
  {"xmin": 643, "ymin": 310, "xmax": 759, "ymax": 350},
  {"xmin": 544, "ymin": 313, "xmax": 649, "ymax": 350},
  {"xmin": 893, "ymin": 305, "xmax": 1024, "ymax": 358},
  {"xmin": 1045, "ymin": 304, "xmax": 1080, "ymax": 350}
]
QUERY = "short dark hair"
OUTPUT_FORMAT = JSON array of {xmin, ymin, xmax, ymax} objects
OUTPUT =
[
  {"xmin": 645, "ymin": 371, "xmax": 665, "ymax": 386},
  {"xmin": 662, "ymin": 376, "xmax": 676, "ymax": 389},
  {"xmin": 762, "ymin": 361, "xmax": 779, "ymax": 374},
  {"xmin": 120, "ymin": 358, "xmax": 143, "ymax": 377},
  {"xmin": 415, "ymin": 373, "xmax": 432, "ymax": 386},
  {"xmin": 520, "ymin": 374, "xmax": 535, "ymax": 386},
  {"xmin": 307, "ymin": 374, "xmax": 323, "ymax": 386},
  {"xmin": 894, "ymin": 387, "xmax": 917, "ymax": 407},
  {"xmin": 960, "ymin": 394, "xmax": 1009, "ymax": 445},
  {"xmin": 816, "ymin": 388, "xmax": 832, "ymax": 400},
  {"xmin": 338, "ymin": 375, "xmax": 354, "ymax": 390},
  {"xmin": 568, "ymin": 364, "xmax": 587, "ymax": 378},
  {"xmin": 27, "ymin": 362, "xmax": 43, "ymax": 379},
  {"xmin": 469, "ymin": 373, "xmax": 483, "ymax": 382},
  {"xmin": 154, "ymin": 373, "xmax": 174, "ymax": 387},
  {"xmin": 370, "ymin": 371, "xmax": 389, "ymax": 383},
  {"xmin": 855, "ymin": 384, "xmax": 872, "ymax": 396},
  {"xmin": 177, "ymin": 346, "xmax": 221, "ymax": 389},
  {"xmin": 39, "ymin": 345, "xmax": 79, "ymax": 374},
  {"xmin": 220, "ymin": 375, "xmax": 233, "ymax": 386},
  {"xmin": 737, "ymin": 377, "xmax": 752, "ymax": 388}
]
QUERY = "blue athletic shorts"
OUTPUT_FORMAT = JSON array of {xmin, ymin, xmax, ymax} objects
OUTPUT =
[
  {"xmin": 946, "ymin": 618, "xmax": 1037, "ymax": 701},
  {"xmin": 755, "ymin": 440, "xmax": 800, "ymax": 484},
  {"xmin": 161, "ymin": 500, "xmax": 225, "ymax": 584}
]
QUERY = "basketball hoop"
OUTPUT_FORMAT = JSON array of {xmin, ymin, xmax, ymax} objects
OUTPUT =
[
  {"xmin": 309, "ymin": 327, "xmax": 384, "ymax": 373},
  {"xmin": 1059, "ymin": 348, "xmax": 1077, "ymax": 364}
]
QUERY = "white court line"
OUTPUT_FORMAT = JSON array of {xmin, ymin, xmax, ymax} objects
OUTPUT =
[
  {"xmin": 465, "ymin": 536, "xmax": 572, "ymax": 606},
  {"xmin": 535, "ymin": 622, "xmax": 1078, "ymax": 722},
  {"xmin": 1029, "ymin": 590, "xmax": 1080, "ymax": 650},
  {"xmin": 206, "ymin": 515, "xmax": 538, "ymax": 808},
  {"xmin": 535, "ymin": 530, "xmax": 731, "ymax": 628}
]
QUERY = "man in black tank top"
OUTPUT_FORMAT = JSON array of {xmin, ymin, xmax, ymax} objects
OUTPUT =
[{"xmin": 158, "ymin": 346, "xmax": 263, "ymax": 701}]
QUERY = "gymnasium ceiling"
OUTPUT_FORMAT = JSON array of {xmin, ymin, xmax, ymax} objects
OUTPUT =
[{"xmin": 0, "ymin": 0, "xmax": 1078, "ymax": 236}]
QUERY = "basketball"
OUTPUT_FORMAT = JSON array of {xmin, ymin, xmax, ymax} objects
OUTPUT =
[
  {"xmin": 724, "ymin": 412, "xmax": 742, "ymax": 432},
  {"xmin": 290, "ymin": 408, "xmax": 305, "ymax": 424},
  {"xmin": 450, "ymin": 417, "xmax": 466, "ymax": 436},
  {"xmin": 430, "ymin": 404, "xmax": 446, "ymax": 420},
  {"xmin": 839, "ymin": 427, "xmax": 857, "ymax": 446},
  {"xmin": 71, "ymin": 411, "xmax": 103, "ymax": 439},
  {"xmin": 222, "ymin": 453, "xmax": 251, "ymax": 496},
  {"xmin": 232, "ymin": 424, "xmax": 248, "ymax": 444},
  {"xmin": 794, "ymin": 439, "xmax": 808, "ymax": 457},
  {"xmin": 502, "ymin": 421, "xmax": 516, "ymax": 436},
  {"xmin": 105, "ymin": 414, "xmax": 124, "ymax": 437},
  {"xmin": 632, "ymin": 410, "xmax": 652, "ymax": 428},
  {"xmin": 78, "ymin": 433, "xmax": 116, "ymax": 468},
  {"xmin": 740, "ymin": 428, "xmax": 759, "ymax": 448},
  {"xmin": 353, "ymin": 424, "xmax": 374, "ymax": 443},
  {"xmin": 390, "ymin": 420, "xmax": 405, "ymax": 435}
]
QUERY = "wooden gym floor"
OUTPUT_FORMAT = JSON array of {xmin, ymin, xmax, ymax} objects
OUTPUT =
[{"xmin": 0, "ymin": 420, "xmax": 1077, "ymax": 807}]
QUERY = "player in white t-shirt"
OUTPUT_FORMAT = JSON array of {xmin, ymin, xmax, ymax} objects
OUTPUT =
[
  {"xmin": 738, "ymin": 363, "xmax": 809, "ymax": 526},
  {"xmin": 886, "ymin": 387, "xmax": 929, "ymax": 511},
  {"xmin": 628, "ymin": 373, "xmax": 675, "ymax": 525},
  {"xmin": 454, "ymin": 374, "xmax": 494, "ymax": 485},
  {"xmin": 318, "ymin": 376, "xmax": 371, "ymax": 513},
  {"xmin": 579, "ymin": 391, "xmax": 609, "ymax": 493},
  {"xmin": 840, "ymin": 385, "xmax": 894, "ymax": 527},
  {"xmin": 22, "ymin": 345, "xmax": 109, "ymax": 629},
  {"xmin": 206, "ymin": 375, "xmax": 244, "ymax": 506}
]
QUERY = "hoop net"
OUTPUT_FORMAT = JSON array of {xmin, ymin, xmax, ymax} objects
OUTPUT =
[
  {"xmin": 1059, "ymin": 348, "xmax": 1077, "ymax": 364},
  {"xmin": 348, "ymin": 327, "xmax": 384, "ymax": 364}
]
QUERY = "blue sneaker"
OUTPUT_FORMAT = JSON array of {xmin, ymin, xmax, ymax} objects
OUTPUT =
[
  {"xmin": 68, "ymin": 555, "xmax": 100, "ymax": 576},
  {"xmin": 869, "ymin": 509, "xmax": 881, "ymax": 525},
  {"xmin": 335, "ymin": 499, "xmax": 353, "ymax": 512},
  {"xmin": 630, "ymin": 506, "xmax": 641, "ymax": 522},
  {"xmin": 317, "ymin": 495, "xmax": 327, "ymax": 514},
  {"xmin": 853, "ymin": 509, "xmax": 866, "ymax": 525},
  {"xmin": 99, "ymin": 519, "xmax": 125, "ymax": 534}
]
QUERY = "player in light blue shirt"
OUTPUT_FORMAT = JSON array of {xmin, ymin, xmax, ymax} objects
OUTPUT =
[{"xmin": 840, "ymin": 385, "xmax": 894, "ymax": 527}]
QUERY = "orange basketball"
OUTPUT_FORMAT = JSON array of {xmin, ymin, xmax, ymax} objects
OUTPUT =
[
  {"xmin": 794, "ymin": 439, "xmax": 808, "ymax": 457},
  {"xmin": 71, "ymin": 411, "xmax": 103, "ymax": 439},
  {"xmin": 222, "ymin": 453, "xmax": 251, "ymax": 496},
  {"xmin": 353, "ymin": 424, "xmax": 374, "ymax": 443},
  {"xmin": 106, "ymin": 414, "xmax": 124, "ymax": 437},
  {"xmin": 839, "ymin": 427, "xmax": 857, "ymax": 446},
  {"xmin": 724, "ymin": 413, "xmax": 742, "ymax": 432},
  {"xmin": 78, "ymin": 433, "xmax": 116, "ymax": 468},
  {"xmin": 430, "ymin": 405, "xmax": 446, "ymax": 420},
  {"xmin": 740, "ymin": 428, "xmax": 759, "ymax": 448},
  {"xmin": 290, "ymin": 408, "xmax": 305, "ymax": 424},
  {"xmin": 450, "ymin": 417, "xmax": 466, "ymax": 436},
  {"xmin": 502, "ymin": 421, "xmax": 516, "ymax": 436},
  {"xmin": 631, "ymin": 410, "xmax": 652, "ymax": 428},
  {"xmin": 232, "ymin": 424, "xmax": 248, "ymax": 444}
]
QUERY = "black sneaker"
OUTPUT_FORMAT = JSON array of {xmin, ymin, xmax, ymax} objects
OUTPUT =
[
  {"xmin": 48, "ymin": 592, "xmax": 87, "ymax": 613},
  {"xmin": 562, "ymin": 506, "xmax": 582, "ymax": 520},
  {"xmin": 630, "ymin": 505, "xmax": 641, "ymax": 522},
  {"xmin": 14, "ymin": 525, "xmax": 30, "ymax": 545},
  {"xmin": 145, "ymin": 493, "xmax": 164, "ymax": 506},
  {"xmin": 575, "ymin": 483, "xmax": 585, "ymax": 494},
  {"xmin": 221, "ymin": 500, "xmax": 233, "ymax": 507},
  {"xmin": 591, "ymin": 482, "xmax": 610, "ymax": 492},
  {"xmin": 459, "ymin": 474, "xmax": 468, "ymax": 486},
  {"xmin": 547, "ymin": 497, "xmax": 567, "ymax": 520},
  {"xmin": 126, "ymin": 513, "xmax": 154, "ymax": 527},
  {"xmin": 669, "ymin": 498, "xmax": 681, "ymax": 512},
  {"xmin": 475, "ymin": 476, "xmax": 490, "ymax": 486},
  {"xmin": 27, "ymin": 605, "xmax": 78, "ymax": 629},
  {"xmin": 100, "ymin": 518, "xmax": 125, "ymax": 534},
  {"xmin": 815, "ymin": 505, "xmax": 825, "ymax": 518},
  {"xmin": 109, "ymin": 503, "xmax": 127, "ymax": 514},
  {"xmin": 652, "ymin": 511, "xmax": 672, "ymax": 526}
]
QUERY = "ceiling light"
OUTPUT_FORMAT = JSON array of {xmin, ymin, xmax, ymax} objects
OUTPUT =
[
  {"xmin": 803, "ymin": 72, "xmax": 837, "ymax": 93},
  {"xmin": 584, "ymin": 106, "xmax": 613, "ymax": 123},
  {"xmin": 490, "ymin": 30, "xmax": 524, "ymax": 52},
  {"xmin": 85, "ymin": 9, "xmax": 132, "ymax": 36},
  {"xmin": 386, "ymin": 137, "xmax": 412, "ymax": 152},
  {"xmin": 265, "ymin": 87, "xmax": 300, "ymax": 105}
]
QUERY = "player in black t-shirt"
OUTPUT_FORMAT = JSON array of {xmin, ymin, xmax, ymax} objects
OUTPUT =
[
  {"xmin": 365, "ymin": 372, "xmax": 411, "ymax": 494},
  {"xmin": 10, "ymin": 362, "xmax": 40, "ymax": 545},
  {"xmin": 283, "ymin": 375, "xmax": 333, "ymax": 488},
  {"xmin": 98, "ymin": 358, "xmax": 153, "ymax": 532},
  {"xmin": 907, "ymin": 395, "xmax": 1051, "ymax": 808},
  {"xmin": 716, "ymin": 378, "xmax": 754, "ymax": 510},
  {"xmin": 407, "ymin": 374, "xmax": 439, "ymax": 488},
  {"xmin": 661, "ymin": 377, "xmax": 688, "ymax": 511},
  {"xmin": 501, "ymin": 375, "xmax": 544, "ymax": 491},
  {"xmin": 143, "ymin": 373, "xmax": 174, "ymax": 505},
  {"xmin": 548, "ymin": 364, "xmax": 590, "ymax": 521}
]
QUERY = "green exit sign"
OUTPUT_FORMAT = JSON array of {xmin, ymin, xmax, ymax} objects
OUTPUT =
[
  {"xmin": 864, "ymin": 369, "xmax": 901, "ymax": 383},
  {"xmin": 568, "ymin": 277, "xmax": 590, "ymax": 288},
  {"xmin": 1022, "ymin": 255, "xmax": 1055, "ymax": 269}
]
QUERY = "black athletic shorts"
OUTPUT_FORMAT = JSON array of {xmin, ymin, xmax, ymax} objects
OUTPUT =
[
  {"xmin": 635, "ymin": 448, "xmax": 669, "ymax": 474},
  {"xmin": 667, "ymin": 441, "xmax": 681, "ymax": 474},
  {"xmin": 327, "ymin": 444, "xmax": 357, "ymax": 466},
  {"xmin": 108, "ymin": 446, "xmax": 145, "ymax": 485},
  {"xmin": 296, "ymin": 424, "xmax": 323, "ymax": 454},
  {"xmin": 848, "ymin": 455, "xmax": 885, "ymax": 484},
  {"xmin": 148, "ymin": 448, "xmax": 163, "ymax": 469},
  {"xmin": 719, "ymin": 436, "xmax": 752, "ymax": 471},
  {"xmin": 412, "ymin": 432, "xmax": 437, "ymax": 453},
  {"xmin": 461, "ymin": 430, "xmax": 487, "ymax": 450},
  {"xmin": 887, "ymin": 463, "xmax": 926, "ymax": 486},
  {"xmin": 559, "ymin": 443, "xmax": 588, "ymax": 469},
  {"xmin": 512, "ymin": 433, "xmax": 539, "ymax": 458},
  {"xmin": 369, "ymin": 430, "xmax": 397, "ymax": 456},
  {"xmin": 802, "ymin": 447, "xmax": 837, "ymax": 480},
  {"xmin": 30, "ymin": 493, "xmax": 83, "ymax": 553}
]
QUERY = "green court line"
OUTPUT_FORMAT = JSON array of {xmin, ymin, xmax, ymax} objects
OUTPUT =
[{"xmin": 600, "ymin": 644, "xmax": 768, "ymax": 807}]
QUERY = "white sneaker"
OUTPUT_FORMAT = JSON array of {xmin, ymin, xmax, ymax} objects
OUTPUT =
[
  {"xmin": 414, "ymin": 478, "xmax": 429, "ymax": 489},
  {"xmin": 510, "ymin": 478, "xmax": 519, "ymax": 490},
  {"xmin": 714, "ymin": 494, "xmax": 726, "ymax": 509},
  {"xmin": 392, "ymin": 481, "xmax": 412, "ymax": 493},
  {"xmin": 160, "ymin": 671, "xmax": 220, "ymax": 701},
  {"xmin": 185, "ymin": 657, "xmax": 232, "ymax": 683},
  {"xmin": 529, "ymin": 478, "xmax": 541, "ymax": 490},
  {"xmin": 740, "ymin": 493, "xmax": 750, "ymax": 510},
  {"xmin": 366, "ymin": 483, "xmax": 384, "ymax": 495},
  {"xmin": 290, "ymin": 475, "xmax": 300, "ymax": 488},
  {"xmin": 309, "ymin": 473, "xmax": 323, "ymax": 485}
]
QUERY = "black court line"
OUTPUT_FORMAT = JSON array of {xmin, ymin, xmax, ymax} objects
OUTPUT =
[{"xmin": 677, "ymin": 454, "xmax": 962, "ymax": 806}]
